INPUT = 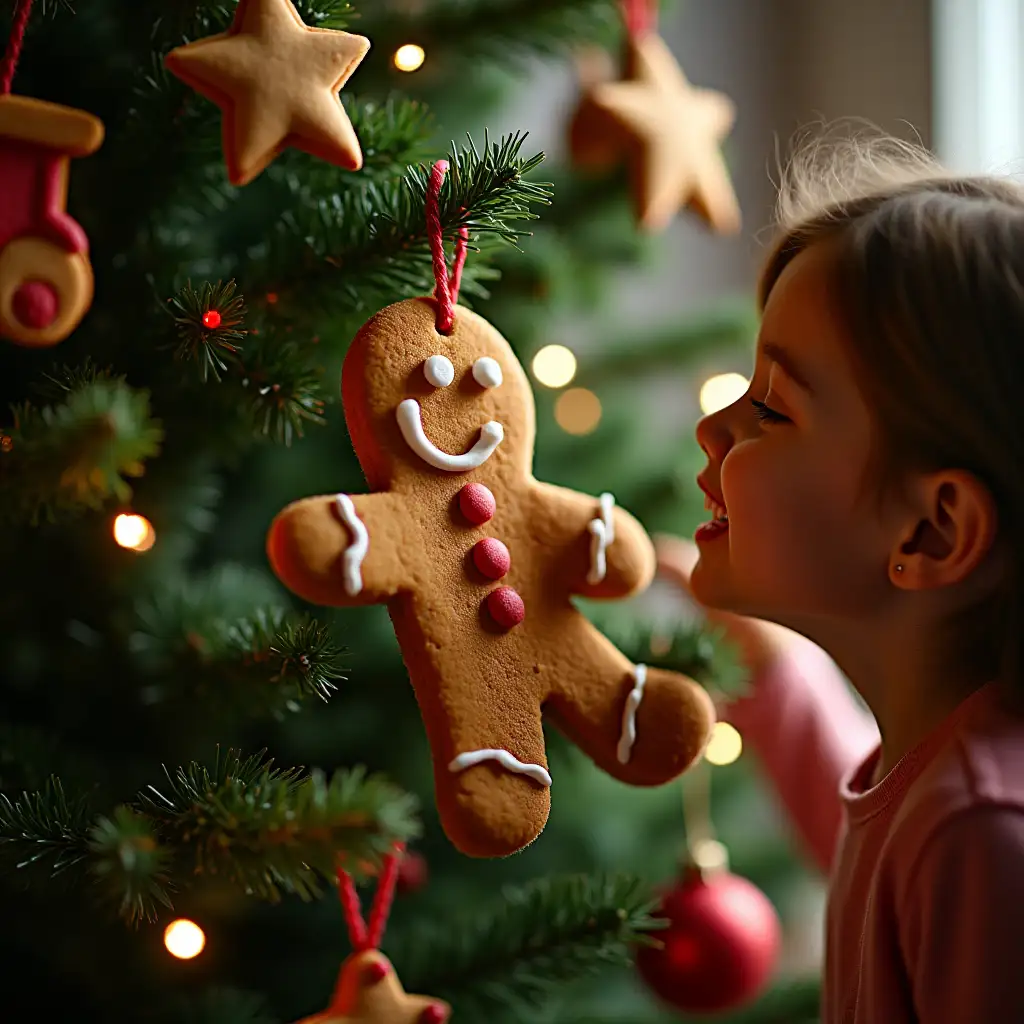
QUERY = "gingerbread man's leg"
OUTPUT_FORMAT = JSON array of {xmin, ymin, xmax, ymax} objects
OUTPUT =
[
  {"xmin": 399, "ymin": 615, "xmax": 551, "ymax": 858},
  {"xmin": 544, "ymin": 616, "xmax": 715, "ymax": 786}
]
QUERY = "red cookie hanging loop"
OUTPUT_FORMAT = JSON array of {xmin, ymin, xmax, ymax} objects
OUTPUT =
[
  {"xmin": 337, "ymin": 841, "xmax": 405, "ymax": 952},
  {"xmin": 620, "ymin": 0, "xmax": 657, "ymax": 38},
  {"xmin": 425, "ymin": 159, "xmax": 469, "ymax": 335}
]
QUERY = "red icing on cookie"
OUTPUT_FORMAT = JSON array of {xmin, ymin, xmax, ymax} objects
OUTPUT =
[
  {"xmin": 486, "ymin": 586, "xmax": 525, "ymax": 629},
  {"xmin": 473, "ymin": 537, "xmax": 510, "ymax": 579},
  {"xmin": 459, "ymin": 482, "xmax": 496, "ymax": 524},
  {"xmin": 362, "ymin": 959, "xmax": 389, "ymax": 984}
]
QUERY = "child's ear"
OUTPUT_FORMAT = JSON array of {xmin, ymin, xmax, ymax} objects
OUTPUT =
[{"xmin": 893, "ymin": 470, "xmax": 1002, "ymax": 592}]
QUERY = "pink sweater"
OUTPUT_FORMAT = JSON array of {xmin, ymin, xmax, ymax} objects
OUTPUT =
[{"xmin": 722, "ymin": 636, "xmax": 1024, "ymax": 1023}]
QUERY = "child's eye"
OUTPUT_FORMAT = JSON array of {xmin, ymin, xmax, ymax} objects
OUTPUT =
[{"xmin": 750, "ymin": 398, "xmax": 789, "ymax": 425}]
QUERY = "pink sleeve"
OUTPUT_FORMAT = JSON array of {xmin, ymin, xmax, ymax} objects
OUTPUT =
[
  {"xmin": 719, "ymin": 637, "xmax": 879, "ymax": 874},
  {"xmin": 898, "ymin": 807, "xmax": 1024, "ymax": 1022}
]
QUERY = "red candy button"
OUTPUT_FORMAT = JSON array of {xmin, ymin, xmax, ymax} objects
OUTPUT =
[
  {"xmin": 486, "ymin": 586, "xmax": 525, "ymax": 629},
  {"xmin": 420, "ymin": 1005, "xmax": 449, "ymax": 1023},
  {"xmin": 473, "ymin": 537, "xmax": 510, "ymax": 579},
  {"xmin": 459, "ymin": 482, "xmax": 496, "ymax": 524}
]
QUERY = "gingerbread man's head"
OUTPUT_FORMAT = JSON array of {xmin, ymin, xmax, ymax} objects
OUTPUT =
[{"xmin": 341, "ymin": 298, "xmax": 535, "ymax": 491}]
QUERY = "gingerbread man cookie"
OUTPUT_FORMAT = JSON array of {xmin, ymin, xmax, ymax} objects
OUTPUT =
[
  {"xmin": 268, "ymin": 298, "xmax": 715, "ymax": 858},
  {"xmin": 296, "ymin": 950, "xmax": 449, "ymax": 1024}
]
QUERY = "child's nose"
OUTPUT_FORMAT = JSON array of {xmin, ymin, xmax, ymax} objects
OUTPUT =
[{"xmin": 695, "ymin": 403, "xmax": 738, "ymax": 462}]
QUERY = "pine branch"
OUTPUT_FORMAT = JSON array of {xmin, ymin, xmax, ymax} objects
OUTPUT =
[
  {"xmin": 358, "ymin": 0, "xmax": 620, "ymax": 68},
  {"xmin": 139, "ymin": 753, "xmax": 420, "ymax": 908},
  {"xmin": 390, "ymin": 873, "xmax": 663, "ymax": 1021},
  {"xmin": 255, "ymin": 131, "xmax": 551, "ymax": 315},
  {"xmin": 161, "ymin": 281, "xmax": 328, "ymax": 444},
  {"xmin": 0, "ymin": 753, "xmax": 420, "ymax": 923},
  {"xmin": 129, "ymin": 566, "xmax": 346, "ymax": 716},
  {"xmin": 582, "ymin": 610, "xmax": 750, "ymax": 700},
  {"xmin": 0, "ymin": 365, "xmax": 164, "ymax": 526}
]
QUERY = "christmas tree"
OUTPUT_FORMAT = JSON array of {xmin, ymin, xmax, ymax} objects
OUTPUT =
[{"xmin": 0, "ymin": 1, "xmax": 822, "ymax": 1021}]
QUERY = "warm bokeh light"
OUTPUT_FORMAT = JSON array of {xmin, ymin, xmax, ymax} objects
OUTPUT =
[
  {"xmin": 703, "ymin": 721, "xmax": 743, "ymax": 766},
  {"xmin": 113, "ymin": 513, "xmax": 155, "ymax": 552},
  {"xmin": 164, "ymin": 919, "xmax": 205, "ymax": 959},
  {"xmin": 554, "ymin": 388, "xmax": 602, "ymax": 435},
  {"xmin": 393, "ymin": 43, "xmax": 426, "ymax": 72},
  {"xmin": 699, "ymin": 372, "xmax": 748, "ymax": 415},
  {"xmin": 531, "ymin": 344, "xmax": 577, "ymax": 388}
]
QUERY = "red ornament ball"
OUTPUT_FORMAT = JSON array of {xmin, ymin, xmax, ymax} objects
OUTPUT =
[
  {"xmin": 201, "ymin": 309, "xmax": 222, "ymax": 329},
  {"xmin": 635, "ymin": 867, "xmax": 781, "ymax": 1015},
  {"xmin": 486, "ymin": 586, "xmax": 525, "ymax": 629},
  {"xmin": 458, "ymin": 482, "xmax": 496, "ymax": 525},
  {"xmin": 472, "ymin": 537, "xmax": 511, "ymax": 579},
  {"xmin": 396, "ymin": 850, "xmax": 429, "ymax": 895}
]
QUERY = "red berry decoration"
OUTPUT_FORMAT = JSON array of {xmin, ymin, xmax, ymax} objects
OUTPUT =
[
  {"xmin": 485, "ymin": 586, "xmax": 525, "ymax": 629},
  {"xmin": 396, "ymin": 850, "xmax": 429, "ymax": 895},
  {"xmin": 472, "ymin": 537, "xmax": 511, "ymax": 579},
  {"xmin": 636, "ymin": 864, "xmax": 781, "ymax": 1015},
  {"xmin": 201, "ymin": 309, "xmax": 222, "ymax": 328}
]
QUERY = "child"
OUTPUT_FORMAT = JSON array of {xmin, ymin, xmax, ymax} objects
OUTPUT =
[{"xmin": 657, "ymin": 129, "xmax": 1024, "ymax": 1023}]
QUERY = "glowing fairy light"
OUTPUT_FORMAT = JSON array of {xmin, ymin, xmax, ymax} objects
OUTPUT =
[
  {"xmin": 112, "ymin": 514, "xmax": 155, "ymax": 552},
  {"xmin": 531, "ymin": 344, "xmax": 578, "ymax": 388},
  {"xmin": 699, "ymin": 372, "xmax": 748, "ymax": 415},
  {"xmin": 393, "ymin": 43, "xmax": 426, "ymax": 72},
  {"xmin": 703, "ymin": 722, "xmax": 743, "ymax": 766},
  {"xmin": 554, "ymin": 388, "xmax": 602, "ymax": 435},
  {"xmin": 163, "ymin": 919, "xmax": 205, "ymax": 959}
]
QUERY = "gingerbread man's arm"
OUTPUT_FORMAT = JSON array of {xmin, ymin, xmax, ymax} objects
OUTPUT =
[
  {"xmin": 267, "ymin": 491, "xmax": 417, "ymax": 607},
  {"xmin": 528, "ymin": 481, "xmax": 655, "ymax": 599}
]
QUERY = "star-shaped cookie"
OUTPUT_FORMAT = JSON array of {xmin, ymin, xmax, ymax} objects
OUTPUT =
[
  {"xmin": 164, "ymin": 0, "xmax": 370, "ymax": 186},
  {"xmin": 575, "ymin": 32, "xmax": 741, "ymax": 235},
  {"xmin": 297, "ymin": 950, "xmax": 449, "ymax": 1024}
]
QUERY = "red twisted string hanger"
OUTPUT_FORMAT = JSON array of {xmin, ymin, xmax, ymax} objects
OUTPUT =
[
  {"xmin": 425, "ymin": 159, "xmax": 469, "ymax": 335},
  {"xmin": 620, "ymin": 0, "xmax": 657, "ymax": 38},
  {"xmin": 1, "ymin": 0, "xmax": 34, "ymax": 95},
  {"xmin": 336, "ymin": 842, "xmax": 405, "ymax": 953}
]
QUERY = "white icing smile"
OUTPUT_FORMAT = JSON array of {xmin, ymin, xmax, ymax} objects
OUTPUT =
[{"xmin": 396, "ymin": 398, "xmax": 503, "ymax": 472}]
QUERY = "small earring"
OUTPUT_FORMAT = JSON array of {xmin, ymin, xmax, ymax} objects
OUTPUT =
[{"xmin": 895, "ymin": 564, "xmax": 904, "ymax": 573}]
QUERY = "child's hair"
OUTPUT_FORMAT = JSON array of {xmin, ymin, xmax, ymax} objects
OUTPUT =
[{"xmin": 757, "ymin": 123, "xmax": 1024, "ymax": 699}]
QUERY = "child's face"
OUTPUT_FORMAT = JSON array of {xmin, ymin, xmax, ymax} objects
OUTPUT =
[{"xmin": 690, "ymin": 241, "xmax": 893, "ymax": 631}]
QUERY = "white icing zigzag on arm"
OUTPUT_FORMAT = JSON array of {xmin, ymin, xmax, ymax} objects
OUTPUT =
[
  {"xmin": 616, "ymin": 663, "xmax": 648, "ymax": 764},
  {"xmin": 448, "ymin": 748, "xmax": 552, "ymax": 787},
  {"xmin": 587, "ymin": 492, "xmax": 616, "ymax": 584},
  {"xmin": 335, "ymin": 494, "xmax": 368, "ymax": 596},
  {"xmin": 396, "ymin": 398, "xmax": 503, "ymax": 472}
]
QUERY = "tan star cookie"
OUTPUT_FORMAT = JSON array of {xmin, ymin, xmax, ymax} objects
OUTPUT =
[
  {"xmin": 570, "ymin": 32, "xmax": 741, "ymax": 234},
  {"xmin": 296, "ymin": 950, "xmax": 449, "ymax": 1024},
  {"xmin": 164, "ymin": 0, "xmax": 370, "ymax": 185}
]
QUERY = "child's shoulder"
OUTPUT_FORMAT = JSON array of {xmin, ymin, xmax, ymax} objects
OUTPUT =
[{"xmin": 890, "ymin": 683, "xmax": 1024, "ymax": 871}]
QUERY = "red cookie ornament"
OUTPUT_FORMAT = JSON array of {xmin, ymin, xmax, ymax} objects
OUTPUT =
[
  {"xmin": 0, "ymin": 0, "xmax": 104, "ymax": 347},
  {"xmin": 268, "ymin": 161, "xmax": 715, "ymax": 858}
]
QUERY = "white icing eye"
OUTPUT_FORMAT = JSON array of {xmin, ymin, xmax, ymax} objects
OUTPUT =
[
  {"xmin": 472, "ymin": 356, "xmax": 503, "ymax": 389},
  {"xmin": 423, "ymin": 354, "xmax": 455, "ymax": 388}
]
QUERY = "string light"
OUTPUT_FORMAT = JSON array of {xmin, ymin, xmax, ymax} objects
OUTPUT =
[
  {"xmin": 201, "ymin": 309, "xmax": 221, "ymax": 329},
  {"xmin": 113, "ymin": 513, "xmax": 155, "ymax": 552},
  {"xmin": 531, "ymin": 344, "xmax": 577, "ymax": 388},
  {"xmin": 164, "ymin": 919, "xmax": 205, "ymax": 960},
  {"xmin": 393, "ymin": 43, "xmax": 426, "ymax": 72},
  {"xmin": 703, "ymin": 722, "xmax": 743, "ymax": 766},
  {"xmin": 554, "ymin": 388, "xmax": 602, "ymax": 435},
  {"xmin": 699, "ymin": 372, "xmax": 748, "ymax": 415},
  {"xmin": 0, "ymin": 434, "xmax": 12, "ymax": 453}
]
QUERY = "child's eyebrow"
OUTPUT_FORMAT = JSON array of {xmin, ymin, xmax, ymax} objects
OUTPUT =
[{"xmin": 761, "ymin": 341, "xmax": 816, "ymax": 397}]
